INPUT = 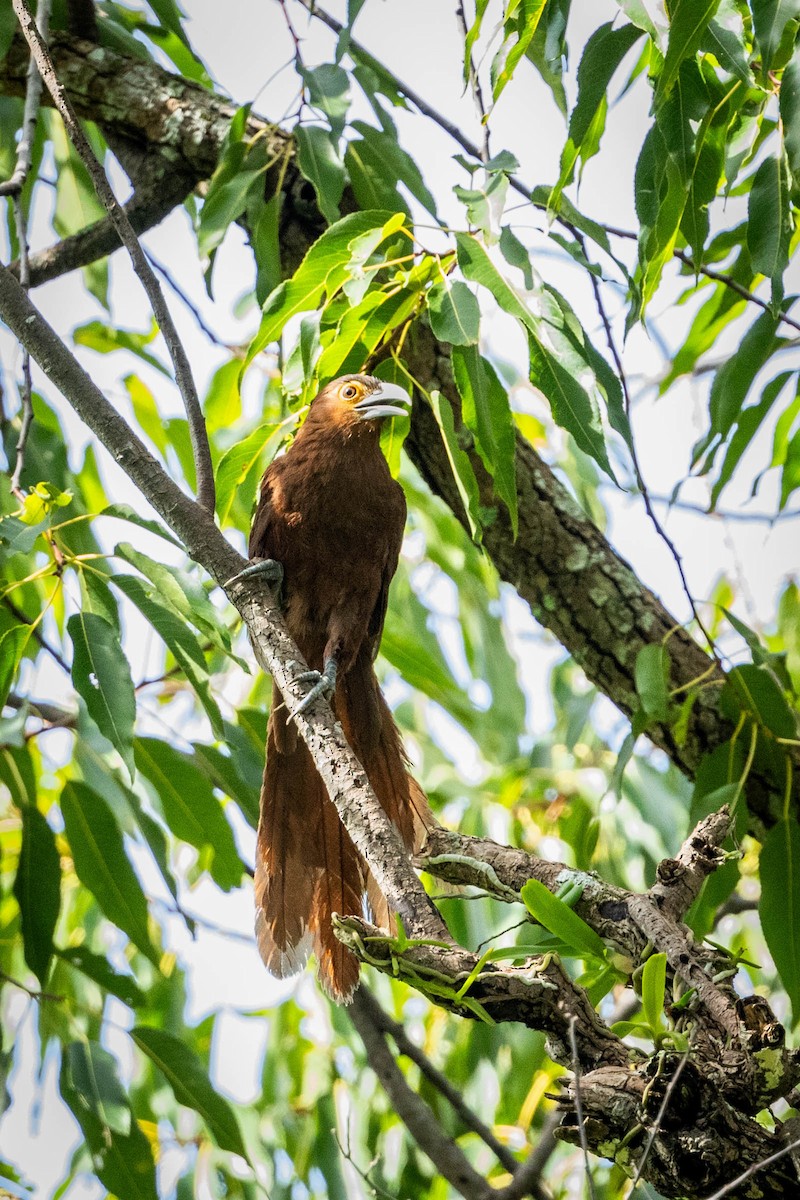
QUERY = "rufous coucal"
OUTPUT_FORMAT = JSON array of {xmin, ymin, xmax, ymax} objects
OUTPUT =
[{"xmin": 237, "ymin": 374, "xmax": 431, "ymax": 1001}]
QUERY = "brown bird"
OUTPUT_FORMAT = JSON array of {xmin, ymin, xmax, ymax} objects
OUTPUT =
[{"xmin": 234, "ymin": 374, "xmax": 432, "ymax": 1001}]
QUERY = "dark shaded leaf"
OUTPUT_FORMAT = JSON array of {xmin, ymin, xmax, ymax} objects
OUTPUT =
[
  {"xmin": 13, "ymin": 806, "xmax": 61, "ymax": 986},
  {"xmin": 57, "ymin": 946, "xmax": 146, "ymax": 1008},
  {"xmin": 295, "ymin": 125, "xmax": 345, "ymax": 224},
  {"xmin": 760, "ymin": 819, "xmax": 800, "ymax": 1024},
  {"xmin": 452, "ymin": 345, "xmax": 517, "ymax": 534},
  {"xmin": 60, "ymin": 781, "xmax": 160, "ymax": 966},
  {"xmin": 132, "ymin": 1026, "xmax": 249, "ymax": 1159},
  {"xmin": 428, "ymin": 280, "xmax": 480, "ymax": 346},
  {"xmin": 430, "ymin": 390, "xmax": 483, "ymax": 542}
]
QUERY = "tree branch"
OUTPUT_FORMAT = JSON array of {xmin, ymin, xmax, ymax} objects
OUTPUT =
[
  {"xmin": 12, "ymin": 0, "xmax": 216, "ymax": 513},
  {"xmin": 0, "ymin": 258, "xmax": 448, "ymax": 950},
  {"xmin": 349, "ymin": 988, "xmax": 495, "ymax": 1200}
]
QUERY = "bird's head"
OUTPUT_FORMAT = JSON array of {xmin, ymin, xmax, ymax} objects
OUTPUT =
[{"xmin": 309, "ymin": 374, "xmax": 412, "ymax": 431}]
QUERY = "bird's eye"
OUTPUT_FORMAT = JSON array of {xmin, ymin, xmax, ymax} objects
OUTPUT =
[{"xmin": 342, "ymin": 384, "xmax": 358, "ymax": 400}]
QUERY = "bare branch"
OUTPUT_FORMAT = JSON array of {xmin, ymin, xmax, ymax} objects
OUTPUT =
[
  {"xmin": 0, "ymin": 0, "xmax": 50, "ymax": 198},
  {"xmin": 567, "ymin": 1018, "xmax": 597, "ymax": 1200},
  {"xmin": 355, "ymin": 986, "xmax": 543, "ymax": 1192},
  {"xmin": 350, "ymin": 988, "xmax": 499, "ymax": 1200},
  {"xmin": 11, "ymin": 0, "xmax": 216, "ymax": 512}
]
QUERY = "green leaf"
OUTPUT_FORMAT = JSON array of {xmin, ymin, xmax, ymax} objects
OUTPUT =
[
  {"xmin": 697, "ymin": 310, "xmax": 780, "ymax": 465},
  {"xmin": 349, "ymin": 123, "xmax": 438, "ymax": 216},
  {"xmin": 64, "ymin": 1042, "xmax": 131, "ymax": 1135},
  {"xmin": 528, "ymin": 336, "xmax": 614, "ymax": 476},
  {"xmin": 109, "ymin": 574, "xmax": 224, "ymax": 738},
  {"xmin": 245, "ymin": 210, "xmax": 398, "ymax": 368},
  {"xmin": 760, "ymin": 818, "xmax": 800, "ymax": 1024},
  {"xmin": 123, "ymin": 375, "xmax": 169, "ymax": 457},
  {"xmin": 60, "ymin": 781, "xmax": 160, "ymax": 966},
  {"xmin": 635, "ymin": 644, "xmax": 671, "ymax": 723},
  {"xmin": 430, "ymin": 390, "xmax": 483, "ymax": 543},
  {"xmin": 73, "ymin": 320, "xmax": 167, "ymax": 376},
  {"xmin": 198, "ymin": 167, "xmax": 263, "ymax": 260},
  {"xmin": 520, "ymin": 878, "xmax": 608, "ymax": 961},
  {"xmin": 60, "ymin": 1043, "xmax": 157, "ymax": 1200},
  {"xmin": 114, "ymin": 543, "xmax": 236, "ymax": 657},
  {"xmin": 132, "ymin": 1026, "xmax": 249, "ymax": 1159},
  {"xmin": 215, "ymin": 412, "xmax": 300, "ymax": 526},
  {"xmin": 427, "ymin": 280, "xmax": 480, "ymax": 345},
  {"xmin": 99, "ymin": 503, "xmax": 182, "ymax": 547},
  {"xmin": 301, "ymin": 64, "xmax": 351, "ymax": 138},
  {"xmin": 0, "ymin": 626, "xmax": 31, "ymax": 711},
  {"xmin": 492, "ymin": 0, "xmax": 546, "ymax": 102},
  {"xmin": 67, "ymin": 612, "xmax": 136, "ymax": 779},
  {"xmin": 721, "ymin": 664, "xmax": 797, "ymax": 739},
  {"xmin": 524, "ymin": 0, "xmax": 569, "ymax": 115},
  {"xmin": 656, "ymin": 0, "xmax": 722, "ymax": 105},
  {"xmin": 57, "ymin": 946, "xmax": 146, "ymax": 1008},
  {"xmin": 747, "ymin": 154, "xmax": 792, "ymax": 299},
  {"xmin": 134, "ymin": 738, "xmax": 243, "ymax": 891},
  {"xmin": 295, "ymin": 125, "xmax": 345, "ymax": 225},
  {"xmin": 782, "ymin": 47, "xmax": 800, "ymax": 186},
  {"xmin": 752, "ymin": 0, "xmax": 800, "ymax": 73},
  {"xmin": 451, "ymin": 345, "xmax": 518, "ymax": 535},
  {"xmin": 640, "ymin": 952, "xmax": 667, "ymax": 1032},
  {"xmin": 13, "ymin": 806, "xmax": 61, "ymax": 986},
  {"xmin": 550, "ymin": 22, "xmax": 642, "ymax": 207},
  {"xmin": 712, "ymin": 371, "xmax": 793, "ymax": 503}
]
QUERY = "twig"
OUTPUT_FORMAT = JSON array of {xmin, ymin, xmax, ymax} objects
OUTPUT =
[
  {"xmin": 0, "ymin": 0, "xmax": 51, "ymax": 198},
  {"xmin": 456, "ymin": 1, "xmax": 490, "ymax": 162},
  {"xmin": 672, "ymin": 248, "xmax": 800, "ymax": 337},
  {"xmin": 277, "ymin": 0, "xmax": 304, "ymax": 70},
  {"xmin": 628, "ymin": 1044, "xmax": 693, "ymax": 1194},
  {"xmin": 497, "ymin": 1111, "xmax": 561, "ymax": 1200},
  {"xmin": 3, "ymin": 0, "xmax": 51, "ymax": 497},
  {"xmin": 11, "ymin": 0, "xmax": 216, "ymax": 513},
  {"xmin": 349, "ymin": 988, "xmax": 494, "ymax": 1200},
  {"xmin": 356, "ymin": 986, "xmax": 547, "ymax": 1193},
  {"xmin": 2, "ymin": 595, "xmax": 70, "ymax": 671},
  {"xmin": 568, "ymin": 1017, "xmax": 596, "ymax": 1200},
  {"xmin": 703, "ymin": 1136, "xmax": 800, "ymax": 1200},
  {"xmin": 146, "ymin": 250, "xmax": 236, "ymax": 350},
  {"xmin": 647, "ymin": 494, "xmax": 800, "ymax": 523}
]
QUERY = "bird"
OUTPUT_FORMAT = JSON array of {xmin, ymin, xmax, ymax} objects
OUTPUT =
[{"xmin": 233, "ymin": 373, "xmax": 432, "ymax": 1001}]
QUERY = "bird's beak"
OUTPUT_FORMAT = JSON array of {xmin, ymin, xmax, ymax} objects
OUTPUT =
[{"xmin": 352, "ymin": 382, "xmax": 411, "ymax": 421}]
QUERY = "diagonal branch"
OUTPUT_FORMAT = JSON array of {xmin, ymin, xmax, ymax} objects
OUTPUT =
[
  {"xmin": 11, "ymin": 0, "xmax": 216, "ymax": 513},
  {"xmin": 0, "ymin": 258, "xmax": 447, "ymax": 951},
  {"xmin": 349, "ymin": 988, "xmax": 495, "ymax": 1200}
]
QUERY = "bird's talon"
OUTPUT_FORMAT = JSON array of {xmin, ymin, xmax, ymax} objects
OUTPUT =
[
  {"xmin": 291, "ymin": 659, "xmax": 337, "ymax": 718},
  {"xmin": 224, "ymin": 557, "xmax": 284, "ymax": 591}
]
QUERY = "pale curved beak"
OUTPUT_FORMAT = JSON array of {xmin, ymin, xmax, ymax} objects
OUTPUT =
[{"xmin": 353, "ymin": 382, "xmax": 411, "ymax": 421}]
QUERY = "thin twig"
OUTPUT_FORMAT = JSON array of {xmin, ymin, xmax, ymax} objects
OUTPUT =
[
  {"xmin": 11, "ymin": 0, "xmax": 216, "ymax": 513},
  {"xmin": 356, "ymin": 986, "xmax": 546, "ymax": 1192},
  {"xmin": 647, "ymin": 494, "xmax": 800, "ymax": 523},
  {"xmin": 0, "ymin": 0, "xmax": 51, "ymax": 198},
  {"xmin": 146, "ymin": 250, "xmax": 237, "ymax": 351},
  {"xmin": 497, "ymin": 1111, "xmax": 561, "ymax": 1200},
  {"xmin": 628, "ymin": 1043, "xmax": 693, "ymax": 1194},
  {"xmin": 703, "ymin": 1136, "xmax": 800, "ymax": 1200},
  {"xmin": 4, "ymin": 0, "xmax": 51, "ymax": 497},
  {"xmin": 349, "ymin": 989, "xmax": 493, "ymax": 1200},
  {"xmin": 456, "ymin": 1, "xmax": 490, "ymax": 162},
  {"xmin": 2, "ymin": 595, "xmax": 70, "ymax": 671},
  {"xmin": 593, "ymin": 253, "xmax": 720, "ymax": 660},
  {"xmin": 568, "ymin": 1017, "xmax": 596, "ymax": 1200},
  {"xmin": 672, "ymin": 248, "xmax": 800, "ymax": 337}
]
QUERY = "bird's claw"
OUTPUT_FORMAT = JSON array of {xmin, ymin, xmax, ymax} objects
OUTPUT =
[
  {"xmin": 224, "ymin": 557, "xmax": 284, "ymax": 591},
  {"xmin": 292, "ymin": 659, "xmax": 338, "ymax": 717}
]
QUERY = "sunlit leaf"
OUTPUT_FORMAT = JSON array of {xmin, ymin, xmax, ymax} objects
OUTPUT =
[
  {"xmin": 760, "ymin": 819, "xmax": 800, "ymax": 1025},
  {"xmin": 67, "ymin": 612, "xmax": 136, "ymax": 778},
  {"xmin": 520, "ymin": 879, "xmax": 607, "ymax": 961}
]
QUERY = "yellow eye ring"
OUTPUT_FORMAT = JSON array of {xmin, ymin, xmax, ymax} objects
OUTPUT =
[{"xmin": 342, "ymin": 384, "xmax": 358, "ymax": 400}]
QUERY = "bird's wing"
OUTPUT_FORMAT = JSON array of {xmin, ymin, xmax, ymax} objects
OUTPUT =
[
  {"xmin": 248, "ymin": 468, "xmax": 280, "ymax": 560},
  {"xmin": 366, "ymin": 480, "xmax": 406, "ymax": 661}
]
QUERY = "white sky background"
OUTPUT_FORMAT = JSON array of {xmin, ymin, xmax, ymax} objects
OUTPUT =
[{"xmin": 2, "ymin": 0, "xmax": 800, "ymax": 1195}]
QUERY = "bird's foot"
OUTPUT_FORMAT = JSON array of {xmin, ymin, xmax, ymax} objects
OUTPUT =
[
  {"xmin": 292, "ymin": 657, "xmax": 338, "ymax": 717},
  {"xmin": 224, "ymin": 556, "xmax": 284, "ymax": 592}
]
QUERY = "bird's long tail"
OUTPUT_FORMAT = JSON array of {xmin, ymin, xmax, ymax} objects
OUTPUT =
[{"xmin": 255, "ymin": 651, "xmax": 432, "ymax": 1001}]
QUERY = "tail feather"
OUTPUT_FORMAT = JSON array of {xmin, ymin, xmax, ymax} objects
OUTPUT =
[{"xmin": 256, "ymin": 654, "xmax": 433, "ymax": 1001}]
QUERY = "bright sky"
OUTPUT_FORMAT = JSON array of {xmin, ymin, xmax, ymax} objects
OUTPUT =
[{"xmin": 2, "ymin": 1, "xmax": 800, "ymax": 1196}]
